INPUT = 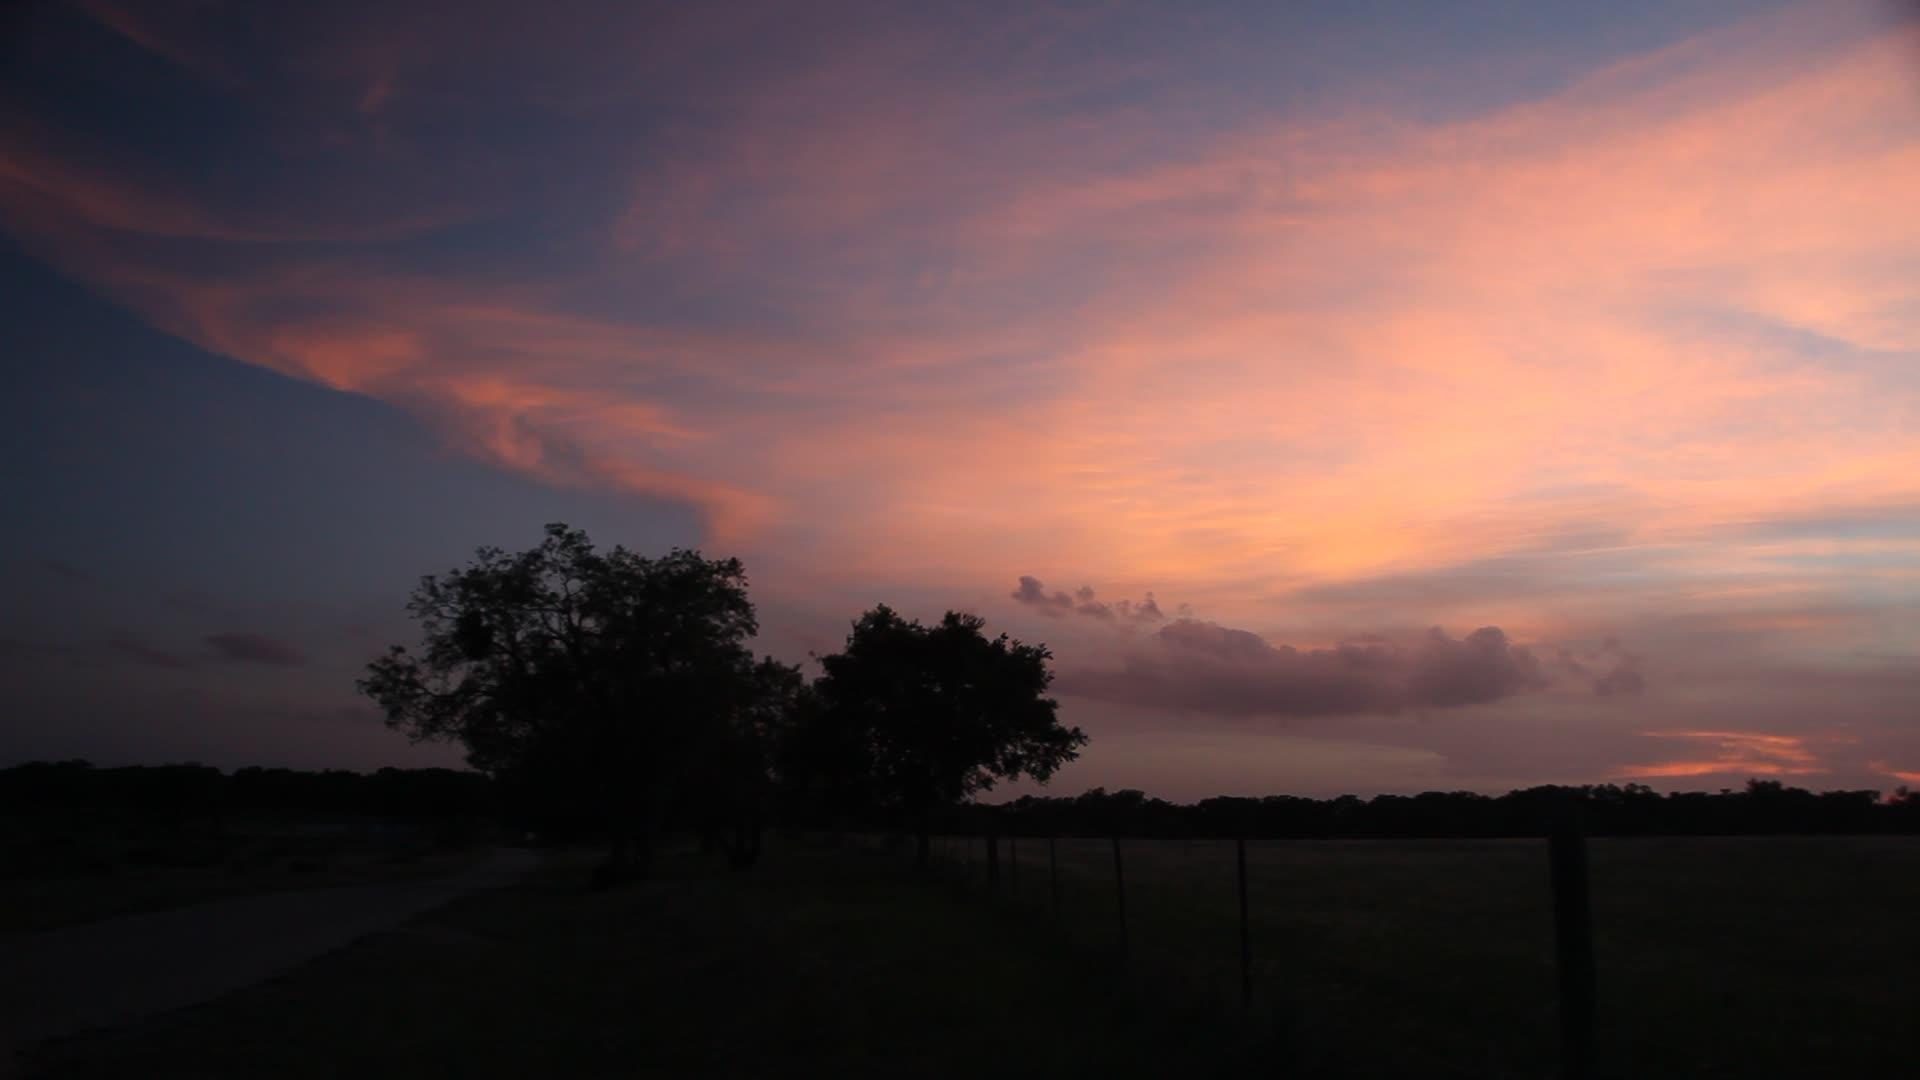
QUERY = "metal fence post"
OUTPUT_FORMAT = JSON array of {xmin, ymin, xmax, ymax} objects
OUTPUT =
[
  {"xmin": 1009, "ymin": 835, "xmax": 1018, "ymax": 896},
  {"xmin": 1049, "ymin": 835, "xmax": 1060, "ymax": 917},
  {"xmin": 1112, "ymin": 835, "xmax": 1129, "ymax": 964},
  {"xmin": 1237, "ymin": 836, "xmax": 1252, "ymax": 1011},
  {"xmin": 987, "ymin": 831, "xmax": 1001, "ymax": 892},
  {"xmin": 1550, "ymin": 811, "xmax": 1597, "ymax": 1080}
]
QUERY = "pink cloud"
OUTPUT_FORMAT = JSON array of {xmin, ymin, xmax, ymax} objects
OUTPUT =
[
  {"xmin": 1615, "ymin": 730, "xmax": 1837, "ymax": 780},
  {"xmin": 1872, "ymin": 762, "xmax": 1920, "ymax": 786},
  {"xmin": 2, "ymin": 1, "xmax": 1915, "ymax": 691}
]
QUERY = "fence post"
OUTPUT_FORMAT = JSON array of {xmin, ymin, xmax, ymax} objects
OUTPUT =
[
  {"xmin": 1049, "ymin": 835, "xmax": 1060, "ymax": 917},
  {"xmin": 987, "ymin": 831, "xmax": 1001, "ymax": 892},
  {"xmin": 1112, "ymin": 835, "xmax": 1129, "ymax": 964},
  {"xmin": 1009, "ymin": 835, "xmax": 1018, "ymax": 896},
  {"xmin": 1237, "ymin": 836, "xmax": 1252, "ymax": 1011},
  {"xmin": 1550, "ymin": 809, "xmax": 1596, "ymax": 1080}
]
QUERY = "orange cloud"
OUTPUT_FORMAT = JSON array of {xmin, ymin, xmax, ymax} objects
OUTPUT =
[
  {"xmin": 1, "ymin": 1, "xmax": 1915, "ymax": 634},
  {"xmin": 1870, "ymin": 762, "xmax": 1920, "ymax": 786},
  {"xmin": 1615, "ymin": 730, "xmax": 1838, "ymax": 779}
]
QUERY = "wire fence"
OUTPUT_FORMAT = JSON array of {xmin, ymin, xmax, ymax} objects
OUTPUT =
[
  {"xmin": 828, "ymin": 823, "xmax": 1920, "ymax": 1077},
  {"xmin": 915, "ymin": 826, "xmax": 1598, "ymax": 1078}
]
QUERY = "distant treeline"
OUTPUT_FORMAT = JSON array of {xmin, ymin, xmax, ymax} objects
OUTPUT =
[
  {"xmin": 10, "ymin": 762, "xmax": 1920, "ymax": 839},
  {"xmin": 937, "ymin": 780, "xmax": 1920, "ymax": 839},
  {"xmin": 0, "ymin": 760, "xmax": 494, "ymax": 821}
]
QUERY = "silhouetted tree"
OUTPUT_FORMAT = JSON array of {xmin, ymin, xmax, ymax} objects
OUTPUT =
[
  {"xmin": 359, "ymin": 523, "xmax": 762, "ymax": 883},
  {"xmin": 684, "ymin": 655, "xmax": 805, "ymax": 869},
  {"xmin": 770, "ymin": 676, "xmax": 874, "ymax": 839},
  {"xmin": 810, "ymin": 606, "xmax": 1086, "ymax": 870}
]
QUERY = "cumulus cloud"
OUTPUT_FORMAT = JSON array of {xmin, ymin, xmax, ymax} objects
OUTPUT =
[
  {"xmin": 1011, "ymin": 575, "xmax": 1074, "ymax": 616},
  {"xmin": 1056, "ymin": 619, "xmax": 1545, "ymax": 718},
  {"xmin": 1071, "ymin": 586, "xmax": 1113, "ymax": 621},
  {"xmin": 1557, "ymin": 636, "xmax": 1648, "ymax": 697},
  {"xmin": 1012, "ymin": 577, "xmax": 1165, "ymax": 624},
  {"xmin": 1594, "ymin": 661, "xmax": 1647, "ymax": 698},
  {"xmin": 205, "ymin": 632, "xmax": 306, "ymax": 667}
]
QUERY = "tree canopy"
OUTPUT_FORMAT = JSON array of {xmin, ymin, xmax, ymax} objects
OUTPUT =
[
  {"xmin": 358, "ymin": 526, "xmax": 1090, "ymax": 879},
  {"xmin": 359, "ymin": 523, "xmax": 767, "ymax": 878},
  {"xmin": 808, "ymin": 605, "xmax": 1087, "ymax": 866}
]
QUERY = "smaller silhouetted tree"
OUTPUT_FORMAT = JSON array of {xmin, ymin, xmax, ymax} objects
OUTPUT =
[{"xmin": 809, "ymin": 605, "xmax": 1086, "ymax": 870}]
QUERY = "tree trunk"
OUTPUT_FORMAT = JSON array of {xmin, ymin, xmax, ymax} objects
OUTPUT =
[
  {"xmin": 594, "ymin": 806, "xmax": 655, "ymax": 889},
  {"xmin": 633, "ymin": 810, "xmax": 655, "ymax": 879},
  {"xmin": 594, "ymin": 828, "xmax": 634, "ymax": 890},
  {"xmin": 728, "ymin": 813, "xmax": 762, "ymax": 870}
]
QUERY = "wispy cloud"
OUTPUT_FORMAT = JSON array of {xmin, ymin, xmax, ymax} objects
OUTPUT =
[
  {"xmin": 1871, "ymin": 761, "xmax": 1920, "ymax": 786},
  {"xmin": 1616, "ymin": 730, "xmax": 1834, "ymax": 779},
  {"xmin": 4, "ymin": 4, "xmax": 1912, "ymax": 587}
]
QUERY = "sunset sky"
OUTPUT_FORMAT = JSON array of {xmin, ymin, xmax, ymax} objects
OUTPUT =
[{"xmin": 3, "ymin": 0, "xmax": 1917, "ymax": 799}]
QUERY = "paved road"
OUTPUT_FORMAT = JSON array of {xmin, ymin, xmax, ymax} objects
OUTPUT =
[{"xmin": 0, "ymin": 847, "xmax": 539, "ymax": 1067}]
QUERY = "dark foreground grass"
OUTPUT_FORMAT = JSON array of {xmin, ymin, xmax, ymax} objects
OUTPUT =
[
  {"xmin": 26, "ymin": 843, "xmax": 1264, "ymax": 1079},
  {"xmin": 962, "ymin": 834, "xmax": 1920, "ymax": 1078},
  {"xmin": 1, "ymin": 848, "xmax": 490, "ymax": 938},
  {"xmin": 29, "ymin": 836, "xmax": 1920, "ymax": 1078}
]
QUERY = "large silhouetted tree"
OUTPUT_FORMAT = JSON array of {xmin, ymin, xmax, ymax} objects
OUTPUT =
[
  {"xmin": 359, "ymin": 523, "xmax": 761, "ymax": 882},
  {"xmin": 811, "ymin": 605, "xmax": 1086, "ymax": 870}
]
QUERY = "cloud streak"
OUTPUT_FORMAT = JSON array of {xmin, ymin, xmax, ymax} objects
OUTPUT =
[
  {"xmin": 1616, "ymin": 730, "xmax": 1831, "ymax": 779},
  {"xmin": 1057, "ymin": 620, "xmax": 1546, "ymax": 718}
]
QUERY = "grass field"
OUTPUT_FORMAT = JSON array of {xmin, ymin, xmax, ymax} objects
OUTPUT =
[
  {"xmin": 24, "ymin": 844, "xmax": 1261, "ymax": 1079},
  {"xmin": 0, "ymin": 844, "xmax": 491, "ymax": 938},
  {"xmin": 24, "ymin": 835, "xmax": 1920, "ymax": 1077},
  {"xmin": 942, "ymin": 834, "xmax": 1920, "ymax": 1077}
]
